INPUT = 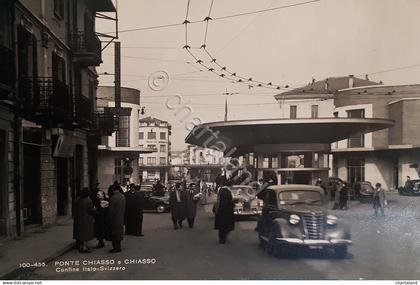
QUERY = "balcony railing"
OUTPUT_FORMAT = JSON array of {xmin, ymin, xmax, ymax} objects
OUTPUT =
[
  {"xmin": 19, "ymin": 77, "xmax": 72, "ymax": 123},
  {"xmin": 74, "ymin": 94, "xmax": 93, "ymax": 127},
  {"xmin": 71, "ymin": 31, "xmax": 102, "ymax": 66},
  {"xmin": 0, "ymin": 45, "xmax": 16, "ymax": 99}
]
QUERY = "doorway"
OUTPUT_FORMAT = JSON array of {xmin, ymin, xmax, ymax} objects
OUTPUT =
[
  {"xmin": 23, "ymin": 143, "xmax": 41, "ymax": 225},
  {"xmin": 57, "ymin": 158, "xmax": 69, "ymax": 216},
  {"xmin": 0, "ymin": 130, "xmax": 7, "ymax": 235}
]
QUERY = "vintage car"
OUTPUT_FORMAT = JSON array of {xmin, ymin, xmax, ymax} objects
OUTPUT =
[
  {"xmin": 398, "ymin": 179, "xmax": 420, "ymax": 196},
  {"xmin": 257, "ymin": 185, "xmax": 351, "ymax": 258},
  {"xmin": 229, "ymin": 185, "xmax": 263, "ymax": 216},
  {"xmin": 353, "ymin": 181, "xmax": 375, "ymax": 202},
  {"xmin": 142, "ymin": 190, "xmax": 170, "ymax": 213}
]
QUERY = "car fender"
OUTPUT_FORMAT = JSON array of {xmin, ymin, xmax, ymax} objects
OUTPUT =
[
  {"xmin": 271, "ymin": 218, "xmax": 299, "ymax": 239},
  {"xmin": 326, "ymin": 221, "xmax": 351, "ymax": 240}
]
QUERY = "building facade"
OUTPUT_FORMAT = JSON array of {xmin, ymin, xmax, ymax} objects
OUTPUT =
[
  {"xmin": 0, "ymin": 0, "xmax": 115, "ymax": 238},
  {"xmin": 96, "ymin": 86, "xmax": 154, "ymax": 189},
  {"xmin": 138, "ymin": 116, "xmax": 171, "ymax": 183},
  {"xmin": 269, "ymin": 76, "xmax": 379, "ymax": 185},
  {"xmin": 332, "ymin": 84, "xmax": 420, "ymax": 190}
]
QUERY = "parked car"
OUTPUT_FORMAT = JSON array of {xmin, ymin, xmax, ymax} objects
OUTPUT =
[
  {"xmin": 257, "ymin": 184, "xmax": 351, "ymax": 258},
  {"xmin": 353, "ymin": 181, "xmax": 375, "ymax": 202},
  {"xmin": 142, "ymin": 190, "xmax": 170, "ymax": 213},
  {"xmin": 398, "ymin": 179, "xmax": 420, "ymax": 196},
  {"xmin": 213, "ymin": 185, "xmax": 263, "ymax": 216},
  {"xmin": 229, "ymin": 185, "xmax": 263, "ymax": 216}
]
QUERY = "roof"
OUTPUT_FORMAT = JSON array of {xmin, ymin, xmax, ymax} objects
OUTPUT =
[
  {"xmin": 274, "ymin": 76, "xmax": 379, "ymax": 99},
  {"xmin": 139, "ymin": 116, "xmax": 170, "ymax": 126},
  {"xmin": 267, "ymin": 184, "xmax": 324, "ymax": 193},
  {"xmin": 185, "ymin": 117, "xmax": 394, "ymax": 156}
]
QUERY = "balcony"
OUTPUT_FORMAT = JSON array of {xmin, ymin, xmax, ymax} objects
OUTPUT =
[
  {"xmin": 74, "ymin": 94, "xmax": 93, "ymax": 127},
  {"xmin": 19, "ymin": 77, "xmax": 72, "ymax": 123},
  {"xmin": 71, "ymin": 31, "xmax": 102, "ymax": 67},
  {"xmin": 0, "ymin": 45, "xmax": 16, "ymax": 100}
]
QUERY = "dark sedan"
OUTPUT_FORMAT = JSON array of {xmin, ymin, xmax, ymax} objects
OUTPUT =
[
  {"xmin": 398, "ymin": 180, "xmax": 420, "ymax": 196},
  {"xmin": 257, "ymin": 185, "xmax": 351, "ymax": 258}
]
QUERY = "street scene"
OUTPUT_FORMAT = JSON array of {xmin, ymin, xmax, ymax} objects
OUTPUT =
[{"xmin": 1, "ymin": 0, "xmax": 420, "ymax": 282}]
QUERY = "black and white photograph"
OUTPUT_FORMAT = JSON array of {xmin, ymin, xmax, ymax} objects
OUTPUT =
[{"xmin": 0, "ymin": 0, "xmax": 420, "ymax": 282}]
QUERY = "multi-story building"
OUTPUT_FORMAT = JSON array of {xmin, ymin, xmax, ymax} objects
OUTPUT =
[
  {"xmin": 138, "ymin": 116, "xmax": 171, "ymax": 183},
  {"xmin": 96, "ymin": 86, "xmax": 155, "ymax": 189},
  {"xmin": 0, "ymin": 0, "xmax": 115, "ymax": 238},
  {"xmin": 268, "ymin": 76, "xmax": 379, "ymax": 184},
  {"xmin": 332, "ymin": 84, "xmax": 420, "ymax": 190}
]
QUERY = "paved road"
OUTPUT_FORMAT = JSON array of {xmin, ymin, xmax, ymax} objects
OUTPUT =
[{"xmin": 27, "ymin": 193, "xmax": 420, "ymax": 280}]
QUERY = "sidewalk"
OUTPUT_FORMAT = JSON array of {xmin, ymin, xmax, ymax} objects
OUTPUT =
[{"xmin": 0, "ymin": 217, "xmax": 75, "ymax": 279}]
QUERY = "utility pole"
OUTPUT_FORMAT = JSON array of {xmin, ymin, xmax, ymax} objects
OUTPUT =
[{"xmin": 114, "ymin": 41, "xmax": 121, "ymax": 108}]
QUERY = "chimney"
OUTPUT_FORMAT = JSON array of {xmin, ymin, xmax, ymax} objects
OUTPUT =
[
  {"xmin": 349, "ymin": 75, "xmax": 354, "ymax": 88},
  {"xmin": 365, "ymin": 74, "xmax": 369, "ymax": 81},
  {"xmin": 324, "ymin": 78, "xmax": 329, "ymax": 90}
]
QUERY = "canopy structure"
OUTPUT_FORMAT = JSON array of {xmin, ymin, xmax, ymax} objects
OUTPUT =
[{"xmin": 185, "ymin": 118, "xmax": 394, "ymax": 157}]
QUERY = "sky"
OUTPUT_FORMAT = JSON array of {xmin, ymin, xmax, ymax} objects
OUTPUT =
[{"xmin": 96, "ymin": 0, "xmax": 420, "ymax": 151}]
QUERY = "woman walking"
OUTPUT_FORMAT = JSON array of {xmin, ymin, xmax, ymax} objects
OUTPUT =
[
  {"xmin": 214, "ymin": 186, "xmax": 235, "ymax": 244},
  {"xmin": 73, "ymin": 188, "xmax": 96, "ymax": 253}
]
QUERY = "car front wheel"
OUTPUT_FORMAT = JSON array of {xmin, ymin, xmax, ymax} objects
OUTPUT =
[{"xmin": 156, "ymin": 204, "xmax": 166, "ymax": 213}]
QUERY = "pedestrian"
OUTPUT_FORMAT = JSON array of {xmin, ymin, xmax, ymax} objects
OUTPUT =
[
  {"xmin": 169, "ymin": 182, "xmax": 187, "ymax": 229},
  {"xmin": 185, "ymin": 182, "xmax": 202, "ymax": 228},
  {"xmin": 106, "ymin": 184, "xmax": 126, "ymax": 253},
  {"xmin": 214, "ymin": 186, "xmax": 235, "ymax": 244},
  {"xmin": 332, "ymin": 180, "xmax": 343, "ymax": 210},
  {"xmin": 315, "ymin": 177, "xmax": 327, "ymax": 195},
  {"xmin": 153, "ymin": 179, "xmax": 165, "ymax": 196},
  {"xmin": 93, "ymin": 189, "xmax": 109, "ymax": 248},
  {"xmin": 373, "ymin": 182, "xmax": 386, "ymax": 217},
  {"xmin": 73, "ymin": 187, "xmax": 96, "ymax": 253},
  {"xmin": 124, "ymin": 184, "xmax": 145, "ymax": 236}
]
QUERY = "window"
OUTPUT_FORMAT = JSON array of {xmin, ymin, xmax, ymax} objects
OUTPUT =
[
  {"xmin": 147, "ymin": 131, "xmax": 156, "ymax": 139},
  {"xmin": 147, "ymin": 144, "xmax": 155, "ymax": 149},
  {"xmin": 160, "ymin": 144, "xmax": 166, "ymax": 152},
  {"xmin": 147, "ymin": 170, "xmax": 156, "ymax": 178},
  {"xmin": 347, "ymin": 109, "xmax": 365, "ymax": 148},
  {"xmin": 139, "ymin": 132, "xmax": 144, "ymax": 139},
  {"xmin": 116, "ymin": 116, "xmax": 130, "ymax": 147},
  {"xmin": 285, "ymin": 154, "xmax": 304, "ymax": 168},
  {"xmin": 147, "ymin": 157, "xmax": 156, "ymax": 165},
  {"xmin": 160, "ymin": 132, "xmax": 166, "ymax": 140},
  {"xmin": 311, "ymin": 105, "xmax": 319, "ymax": 118},
  {"xmin": 54, "ymin": 0, "xmax": 64, "ymax": 19},
  {"xmin": 290, "ymin": 105, "xmax": 297, "ymax": 119},
  {"xmin": 160, "ymin": 157, "xmax": 166, "ymax": 165},
  {"xmin": 114, "ymin": 158, "xmax": 122, "ymax": 175},
  {"xmin": 139, "ymin": 157, "xmax": 144, "ymax": 165},
  {"xmin": 347, "ymin": 158, "xmax": 365, "ymax": 183}
]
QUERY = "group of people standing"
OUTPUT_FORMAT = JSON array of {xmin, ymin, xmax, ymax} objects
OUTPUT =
[
  {"xmin": 169, "ymin": 182, "xmax": 201, "ymax": 229},
  {"xmin": 73, "ymin": 182, "xmax": 145, "ymax": 253}
]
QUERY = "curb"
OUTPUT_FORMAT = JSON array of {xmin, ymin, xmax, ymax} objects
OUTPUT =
[{"xmin": 1, "ymin": 242, "xmax": 75, "ymax": 280}]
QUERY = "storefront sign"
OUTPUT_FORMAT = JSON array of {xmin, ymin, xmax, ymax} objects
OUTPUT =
[{"xmin": 53, "ymin": 135, "xmax": 75, "ymax": 158}]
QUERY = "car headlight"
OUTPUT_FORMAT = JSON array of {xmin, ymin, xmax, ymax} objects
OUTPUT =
[
  {"xmin": 289, "ymin": 214, "xmax": 300, "ymax": 225},
  {"xmin": 326, "ymin": 214, "xmax": 338, "ymax": 225}
]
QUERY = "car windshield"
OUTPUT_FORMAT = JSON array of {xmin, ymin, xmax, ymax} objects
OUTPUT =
[{"xmin": 278, "ymin": 190, "xmax": 323, "ymax": 206}]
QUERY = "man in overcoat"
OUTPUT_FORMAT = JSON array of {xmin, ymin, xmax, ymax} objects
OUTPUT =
[
  {"xmin": 169, "ymin": 182, "xmax": 187, "ymax": 229},
  {"xmin": 73, "ymin": 188, "xmax": 96, "ymax": 253},
  {"xmin": 124, "ymin": 184, "xmax": 145, "ymax": 236},
  {"xmin": 185, "ymin": 182, "xmax": 202, "ymax": 228},
  {"xmin": 373, "ymin": 182, "xmax": 386, "ymax": 217},
  {"xmin": 107, "ymin": 185, "xmax": 126, "ymax": 252}
]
